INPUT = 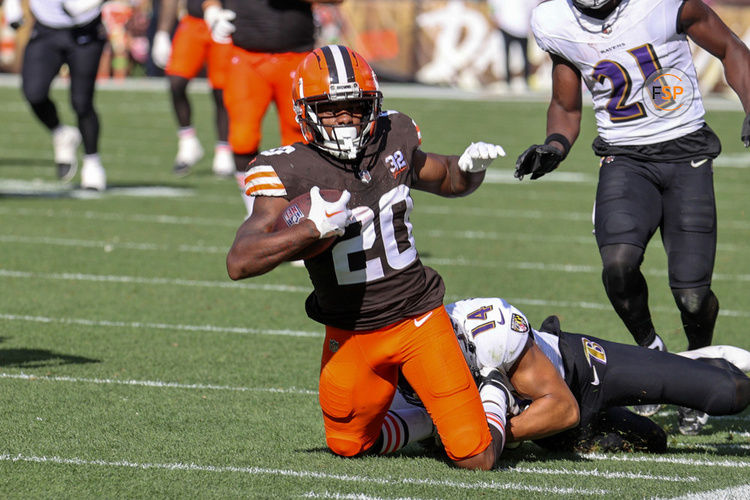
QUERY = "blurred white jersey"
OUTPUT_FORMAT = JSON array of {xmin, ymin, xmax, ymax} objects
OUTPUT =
[
  {"xmin": 532, "ymin": 0, "xmax": 705, "ymax": 145},
  {"xmin": 446, "ymin": 297, "xmax": 564, "ymax": 378},
  {"xmin": 30, "ymin": 0, "xmax": 101, "ymax": 28}
]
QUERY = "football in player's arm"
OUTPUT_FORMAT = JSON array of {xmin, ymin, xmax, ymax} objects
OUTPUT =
[
  {"xmin": 395, "ymin": 297, "xmax": 750, "ymax": 454},
  {"xmin": 227, "ymin": 45, "xmax": 509, "ymax": 470}
]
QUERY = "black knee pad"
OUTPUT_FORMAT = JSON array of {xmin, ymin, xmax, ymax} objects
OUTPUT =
[
  {"xmin": 672, "ymin": 287, "xmax": 717, "ymax": 317},
  {"xmin": 600, "ymin": 244, "xmax": 644, "ymax": 289}
]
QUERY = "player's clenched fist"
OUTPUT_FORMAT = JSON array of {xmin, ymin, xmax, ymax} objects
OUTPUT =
[
  {"xmin": 307, "ymin": 186, "xmax": 352, "ymax": 239},
  {"xmin": 458, "ymin": 142, "xmax": 506, "ymax": 173}
]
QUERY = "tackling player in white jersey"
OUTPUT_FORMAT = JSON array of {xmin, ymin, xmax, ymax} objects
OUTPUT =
[
  {"xmin": 514, "ymin": 0, "xmax": 750, "ymax": 431},
  {"xmin": 387, "ymin": 297, "xmax": 750, "ymax": 456}
]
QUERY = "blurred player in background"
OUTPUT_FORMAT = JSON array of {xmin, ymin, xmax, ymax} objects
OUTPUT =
[
  {"xmin": 201, "ymin": 0, "xmax": 344, "ymax": 216},
  {"xmin": 6, "ymin": 0, "xmax": 108, "ymax": 190},
  {"xmin": 226, "ymin": 45, "xmax": 517, "ymax": 470},
  {"xmin": 515, "ymin": 0, "xmax": 750, "ymax": 430},
  {"xmin": 151, "ymin": 0, "xmax": 233, "ymax": 177},
  {"xmin": 394, "ymin": 297, "xmax": 750, "ymax": 458}
]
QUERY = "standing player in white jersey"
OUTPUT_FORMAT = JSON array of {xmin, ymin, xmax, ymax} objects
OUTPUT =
[{"xmin": 514, "ymin": 0, "xmax": 750, "ymax": 431}]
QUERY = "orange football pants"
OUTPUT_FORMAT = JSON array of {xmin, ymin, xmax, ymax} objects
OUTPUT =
[
  {"xmin": 319, "ymin": 305, "xmax": 492, "ymax": 462},
  {"xmin": 165, "ymin": 15, "xmax": 231, "ymax": 90},
  {"xmin": 222, "ymin": 46, "xmax": 306, "ymax": 154}
]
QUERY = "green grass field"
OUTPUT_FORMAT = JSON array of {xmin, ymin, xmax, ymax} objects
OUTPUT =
[{"xmin": 0, "ymin": 81, "xmax": 749, "ymax": 498}]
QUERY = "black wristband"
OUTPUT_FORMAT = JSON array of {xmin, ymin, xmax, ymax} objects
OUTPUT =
[{"xmin": 544, "ymin": 133, "xmax": 571, "ymax": 159}]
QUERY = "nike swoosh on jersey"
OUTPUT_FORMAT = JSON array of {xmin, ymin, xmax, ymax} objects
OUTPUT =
[
  {"xmin": 413, "ymin": 312, "xmax": 433, "ymax": 328},
  {"xmin": 691, "ymin": 158, "xmax": 709, "ymax": 168},
  {"xmin": 591, "ymin": 365, "xmax": 600, "ymax": 386},
  {"xmin": 325, "ymin": 210, "xmax": 343, "ymax": 218}
]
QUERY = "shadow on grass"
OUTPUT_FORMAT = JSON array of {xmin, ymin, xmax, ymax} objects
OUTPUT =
[{"xmin": 0, "ymin": 348, "xmax": 99, "ymax": 368}]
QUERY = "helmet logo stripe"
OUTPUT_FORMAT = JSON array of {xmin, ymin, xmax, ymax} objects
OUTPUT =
[{"xmin": 321, "ymin": 45, "xmax": 355, "ymax": 85}]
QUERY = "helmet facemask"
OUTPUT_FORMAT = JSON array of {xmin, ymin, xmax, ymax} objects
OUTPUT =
[{"xmin": 295, "ymin": 83, "xmax": 382, "ymax": 161}]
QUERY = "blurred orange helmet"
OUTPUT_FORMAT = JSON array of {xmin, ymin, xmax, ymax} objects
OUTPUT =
[{"xmin": 292, "ymin": 45, "xmax": 382, "ymax": 160}]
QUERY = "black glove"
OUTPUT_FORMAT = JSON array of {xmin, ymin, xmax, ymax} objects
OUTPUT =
[
  {"xmin": 514, "ymin": 143, "xmax": 565, "ymax": 180},
  {"xmin": 742, "ymin": 113, "xmax": 750, "ymax": 148}
]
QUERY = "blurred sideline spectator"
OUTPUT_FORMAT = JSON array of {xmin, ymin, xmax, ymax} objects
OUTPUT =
[{"xmin": 487, "ymin": 0, "xmax": 537, "ymax": 89}]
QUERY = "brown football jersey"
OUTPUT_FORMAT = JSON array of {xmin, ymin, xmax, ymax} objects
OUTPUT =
[
  {"xmin": 245, "ymin": 111, "xmax": 445, "ymax": 330},
  {"xmin": 223, "ymin": 0, "xmax": 314, "ymax": 53}
]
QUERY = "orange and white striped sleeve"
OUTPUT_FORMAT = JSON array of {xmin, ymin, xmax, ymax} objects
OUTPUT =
[{"xmin": 243, "ymin": 164, "xmax": 288, "ymax": 197}]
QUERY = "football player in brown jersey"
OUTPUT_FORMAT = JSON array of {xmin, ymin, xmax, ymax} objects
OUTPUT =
[{"xmin": 225, "ymin": 45, "xmax": 528, "ymax": 470}]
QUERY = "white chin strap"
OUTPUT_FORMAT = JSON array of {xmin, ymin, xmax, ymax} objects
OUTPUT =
[{"xmin": 324, "ymin": 125, "xmax": 359, "ymax": 160}]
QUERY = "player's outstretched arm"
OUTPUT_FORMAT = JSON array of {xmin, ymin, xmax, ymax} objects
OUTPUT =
[
  {"xmin": 506, "ymin": 339, "xmax": 580, "ymax": 443},
  {"xmin": 515, "ymin": 55, "xmax": 581, "ymax": 180},
  {"xmin": 411, "ymin": 142, "xmax": 505, "ymax": 197},
  {"xmin": 680, "ymin": 0, "xmax": 750, "ymax": 145}
]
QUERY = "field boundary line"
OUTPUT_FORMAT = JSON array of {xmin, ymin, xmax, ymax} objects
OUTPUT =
[{"xmin": 0, "ymin": 453, "xmax": 609, "ymax": 495}]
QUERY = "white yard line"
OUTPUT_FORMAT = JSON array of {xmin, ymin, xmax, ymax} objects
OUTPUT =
[
  {"xmin": 667, "ymin": 484, "xmax": 750, "ymax": 500},
  {"xmin": 2, "ymin": 268, "xmax": 750, "ymax": 319},
  {"xmin": 0, "ymin": 269, "xmax": 311, "ymax": 293},
  {"xmin": 0, "ymin": 313, "xmax": 322, "ymax": 338},
  {"xmin": 582, "ymin": 452, "xmax": 750, "ymax": 468},
  {"xmin": 0, "ymin": 453, "xmax": 610, "ymax": 496},
  {"xmin": 0, "ymin": 372, "xmax": 318, "ymax": 394},
  {"xmin": 509, "ymin": 466, "xmax": 696, "ymax": 482},
  {"xmin": 2, "ymin": 204, "xmax": 750, "ymax": 231}
]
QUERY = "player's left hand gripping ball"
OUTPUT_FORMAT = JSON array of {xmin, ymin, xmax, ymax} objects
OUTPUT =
[
  {"xmin": 458, "ymin": 142, "xmax": 506, "ymax": 173},
  {"xmin": 307, "ymin": 186, "xmax": 353, "ymax": 239},
  {"xmin": 742, "ymin": 113, "xmax": 750, "ymax": 148}
]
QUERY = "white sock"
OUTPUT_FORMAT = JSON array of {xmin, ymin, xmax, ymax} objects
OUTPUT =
[
  {"xmin": 647, "ymin": 334, "xmax": 666, "ymax": 351},
  {"xmin": 379, "ymin": 407, "xmax": 434, "ymax": 455},
  {"xmin": 178, "ymin": 127, "xmax": 196, "ymax": 139},
  {"xmin": 83, "ymin": 153, "xmax": 101, "ymax": 166},
  {"xmin": 480, "ymin": 383, "xmax": 507, "ymax": 449}
]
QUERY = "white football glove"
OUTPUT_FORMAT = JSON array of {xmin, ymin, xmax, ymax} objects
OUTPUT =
[
  {"xmin": 307, "ymin": 186, "xmax": 353, "ymax": 239},
  {"xmin": 62, "ymin": 0, "xmax": 102, "ymax": 18},
  {"xmin": 204, "ymin": 5, "xmax": 236, "ymax": 44},
  {"xmin": 458, "ymin": 142, "xmax": 506, "ymax": 173},
  {"xmin": 151, "ymin": 31, "xmax": 172, "ymax": 69}
]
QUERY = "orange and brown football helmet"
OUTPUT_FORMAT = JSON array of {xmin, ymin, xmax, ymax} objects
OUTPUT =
[{"xmin": 292, "ymin": 45, "xmax": 382, "ymax": 160}]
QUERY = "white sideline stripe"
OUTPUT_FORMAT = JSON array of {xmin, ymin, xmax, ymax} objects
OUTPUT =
[
  {"xmin": 0, "ymin": 453, "xmax": 609, "ymax": 496},
  {"xmin": 2, "ymin": 269, "xmax": 750, "ymax": 319},
  {"xmin": 670, "ymin": 485, "xmax": 750, "ymax": 500},
  {"xmin": 2, "ymin": 205, "xmax": 750, "ymax": 231},
  {"xmin": 582, "ymin": 452, "xmax": 750, "ymax": 468},
  {"xmin": 510, "ymin": 466, "xmax": 696, "ymax": 482},
  {"xmin": 0, "ymin": 372, "xmax": 317, "ymax": 394},
  {"xmin": 0, "ymin": 313, "xmax": 322, "ymax": 338}
]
